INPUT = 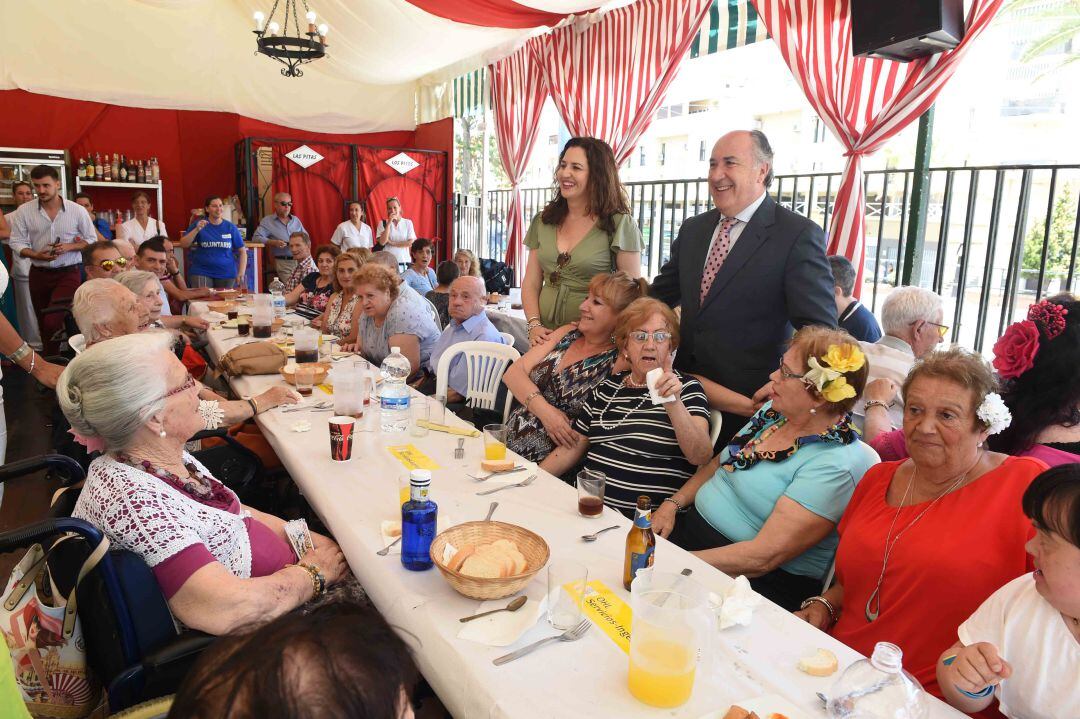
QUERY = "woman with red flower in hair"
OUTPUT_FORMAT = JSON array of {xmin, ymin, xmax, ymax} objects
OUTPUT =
[{"xmin": 868, "ymin": 294, "xmax": 1080, "ymax": 466}]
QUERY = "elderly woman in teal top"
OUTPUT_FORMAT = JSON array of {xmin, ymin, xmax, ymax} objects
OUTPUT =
[
  {"xmin": 652, "ymin": 327, "xmax": 879, "ymax": 611},
  {"xmin": 522, "ymin": 137, "xmax": 643, "ymax": 347}
]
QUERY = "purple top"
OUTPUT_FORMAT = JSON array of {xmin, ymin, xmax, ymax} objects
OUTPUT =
[{"xmin": 151, "ymin": 487, "xmax": 295, "ymax": 599}]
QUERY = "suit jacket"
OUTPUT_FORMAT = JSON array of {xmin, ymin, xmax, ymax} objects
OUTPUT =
[{"xmin": 651, "ymin": 196, "xmax": 836, "ymax": 399}]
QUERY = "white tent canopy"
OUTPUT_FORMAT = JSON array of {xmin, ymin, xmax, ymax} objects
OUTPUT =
[{"xmin": 0, "ymin": 0, "xmax": 607, "ymax": 133}]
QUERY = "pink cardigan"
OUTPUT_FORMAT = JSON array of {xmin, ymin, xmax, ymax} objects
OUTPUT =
[{"xmin": 870, "ymin": 429, "xmax": 1080, "ymax": 467}]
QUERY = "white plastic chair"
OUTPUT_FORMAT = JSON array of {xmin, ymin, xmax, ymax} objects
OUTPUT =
[
  {"xmin": 709, "ymin": 410, "xmax": 723, "ymax": 445},
  {"xmin": 434, "ymin": 340, "xmax": 521, "ymax": 422},
  {"xmin": 423, "ymin": 297, "xmax": 442, "ymax": 331},
  {"xmin": 499, "ymin": 332, "xmax": 515, "ymax": 346},
  {"xmin": 68, "ymin": 334, "xmax": 86, "ymax": 355}
]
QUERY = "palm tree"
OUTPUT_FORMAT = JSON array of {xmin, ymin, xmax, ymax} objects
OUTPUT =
[{"xmin": 1004, "ymin": 0, "xmax": 1080, "ymax": 75}]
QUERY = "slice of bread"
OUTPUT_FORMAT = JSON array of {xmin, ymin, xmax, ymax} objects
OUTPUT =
[
  {"xmin": 475, "ymin": 545, "xmax": 514, "ymax": 577},
  {"xmin": 481, "ymin": 459, "xmax": 515, "ymax": 473},
  {"xmin": 447, "ymin": 544, "xmax": 475, "ymax": 573},
  {"xmin": 721, "ymin": 707, "xmax": 756, "ymax": 719},
  {"xmin": 460, "ymin": 554, "xmax": 504, "ymax": 579},
  {"xmin": 797, "ymin": 647, "xmax": 839, "ymax": 677}
]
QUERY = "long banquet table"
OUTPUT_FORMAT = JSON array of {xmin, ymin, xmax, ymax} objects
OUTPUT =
[{"xmin": 194, "ymin": 306, "xmax": 965, "ymax": 719}]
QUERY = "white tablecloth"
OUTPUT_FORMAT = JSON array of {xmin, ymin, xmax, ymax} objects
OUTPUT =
[{"xmin": 198, "ymin": 318, "xmax": 964, "ymax": 719}]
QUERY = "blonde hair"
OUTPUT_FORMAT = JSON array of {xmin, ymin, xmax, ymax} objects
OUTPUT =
[
  {"xmin": 331, "ymin": 253, "xmax": 361, "ymax": 294},
  {"xmin": 790, "ymin": 326, "xmax": 869, "ymax": 414},
  {"xmin": 353, "ymin": 263, "xmax": 400, "ymax": 302},
  {"xmin": 587, "ymin": 272, "xmax": 649, "ymax": 314},
  {"xmin": 614, "ymin": 298, "xmax": 680, "ymax": 351},
  {"xmin": 345, "ymin": 247, "xmax": 372, "ymax": 266},
  {"xmin": 454, "ymin": 249, "xmax": 482, "ymax": 277}
]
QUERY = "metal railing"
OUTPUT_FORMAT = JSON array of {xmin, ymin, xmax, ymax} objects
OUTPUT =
[
  {"xmin": 464, "ymin": 163, "xmax": 1080, "ymax": 352},
  {"xmin": 453, "ymin": 192, "xmax": 484, "ymax": 259}
]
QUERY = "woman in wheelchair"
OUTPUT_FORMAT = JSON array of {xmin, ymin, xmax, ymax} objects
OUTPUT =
[{"xmin": 57, "ymin": 331, "xmax": 348, "ymax": 635}]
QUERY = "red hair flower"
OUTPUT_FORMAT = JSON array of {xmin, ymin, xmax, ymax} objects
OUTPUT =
[
  {"xmin": 1027, "ymin": 300, "xmax": 1068, "ymax": 340},
  {"xmin": 992, "ymin": 320, "xmax": 1040, "ymax": 379}
]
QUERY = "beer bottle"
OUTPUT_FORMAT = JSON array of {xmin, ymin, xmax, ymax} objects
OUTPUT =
[{"xmin": 623, "ymin": 495, "xmax": 656, "ymax": 590}]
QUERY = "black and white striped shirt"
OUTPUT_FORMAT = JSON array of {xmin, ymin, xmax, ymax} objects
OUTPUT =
[{"xmin": 574, "ymin": 371, "xmax": 711, "ymax": 516}]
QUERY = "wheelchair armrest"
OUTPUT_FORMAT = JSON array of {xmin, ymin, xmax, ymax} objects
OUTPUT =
[
  {"xmin": 0, "ymin": 453, "xmax": 85, "ymax": 486},
  {"xmin": 107, "ymin": 631, "xmax": 216, "ymax": 712}
]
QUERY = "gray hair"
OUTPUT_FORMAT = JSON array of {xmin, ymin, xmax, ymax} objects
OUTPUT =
[
  {"xmin": 273, "ymin": 192, "xmax": 292, "ymax": 203},
  {"xmin": 57, "ymin": 330, "xmax": 175, "ymax": 452},
  {"xmin": 452, "ymin": 275, "xmax": 487, "ymax": 297},
  {"xmin": 749, "ymin": 130, "xmax": 775, "ymax": 189},
  {"xmin": 115, "ymin": 270, "xmax": 160, "ymax": 297},
  {"xmin": 73, "ymin": 278, "xmax": 127, "ymax": 341},
  {"xmin": 289, "ymin": 231, "xmax": 311, "ymax": 245},
  {"xmin": 881, "ymin": 286, "xmax": 944, "ymax": 335},
  {"xmin": 370, "ymin": 251, "xmax": 400, "ymax": 271}
]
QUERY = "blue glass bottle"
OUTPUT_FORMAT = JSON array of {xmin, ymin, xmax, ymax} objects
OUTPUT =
[{"xmin": 401, "ymin": 469, "xmax": 437, "ymax": 571}]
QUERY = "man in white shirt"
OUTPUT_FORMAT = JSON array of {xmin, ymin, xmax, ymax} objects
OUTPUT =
[
  {"xmin": 375, "ymin": 196, "xmax": 416, "ymax": 266},
  {"xmin": 8, "ymin": 165, "xmax": 97, "ymax": 354},
  {"xmin": 855, "ymin": 286, "xmax": 946, "ymax": 434}
]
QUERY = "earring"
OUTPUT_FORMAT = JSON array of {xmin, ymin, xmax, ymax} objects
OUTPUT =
[
  {"xmin": 159, "ymin": 429, "xmax": 167, "ymax": 438},
  {"xmin": 809, "ymin": 408, "xmax": 817, "ymax": 415}
]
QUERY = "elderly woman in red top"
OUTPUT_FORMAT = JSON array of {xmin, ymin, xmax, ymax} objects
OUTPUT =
[{"xmin": 795, "ymin": 348, "xmax": 1046, "ymax": 712}]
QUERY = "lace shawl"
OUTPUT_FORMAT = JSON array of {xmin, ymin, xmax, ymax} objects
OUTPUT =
[{"xmin": 73, "ymin": 453, "xmax": 253, "ymax": 578}]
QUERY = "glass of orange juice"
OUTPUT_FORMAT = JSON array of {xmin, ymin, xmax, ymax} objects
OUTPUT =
[{"xmin": 483, "ymin": 424, "xmax": 507, "ymax": 461}]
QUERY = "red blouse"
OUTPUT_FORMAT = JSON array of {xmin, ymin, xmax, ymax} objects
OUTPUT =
[{"xmin": 831, "ymin": 456, "xmax": 1044, "ymax": 708}]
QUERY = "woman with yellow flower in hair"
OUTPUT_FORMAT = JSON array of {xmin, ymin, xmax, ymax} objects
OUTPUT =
[{"xmin": 654, "ymin": 327, "xmax": 878, "ymax": 610}]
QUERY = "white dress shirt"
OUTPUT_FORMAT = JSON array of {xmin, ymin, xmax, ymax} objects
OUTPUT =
[
  {"xmin": 330, "ymin": 220, "xmax": 374, "ymax": 249},
  {"xmin": 120, "ymin": 216, "xmax": 168, "ymax": 246},
  {"xmin": 8, "ymin": 199, "xmax": 97, "ymax": 268},
  {"xmin": 705, "ymin": 190, "xmax": 768, "ymax": 257},
  {"xmin": 377, "ymin": 217, "xmax": 417, "ymax": 264}
]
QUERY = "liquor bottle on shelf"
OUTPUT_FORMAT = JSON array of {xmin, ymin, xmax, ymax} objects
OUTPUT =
[
  {"xmin": 136, "ymin": 160, "xmax": 144, "ymax": 183},
  {"xmin": 623, "ymin": 495, "xmax": 656, "ymax": 590},
  {"xmin": 119, "ymin": 155, "xmax": 128, "ymax": 182},
  {"xmin": 151, "ymin": 157, "xmax": 160, "ymax": 182},
  {"xmin": 77, "ymin": 157, "xmax": 86, "ymax": 179},
  {"xmin": 111, "ymin": 153, "xmax": 120, "ymax": 181},
  {"xmin": 94, "ymin": 153, "xmax": 103, "ymax": 179},
  {"xmin": 85, "ymin": 155, "xmax": 95, "ymax": 180},
  {"xmin": 103, "ymin": 155, "xmax": 112, "ymax": 182}
]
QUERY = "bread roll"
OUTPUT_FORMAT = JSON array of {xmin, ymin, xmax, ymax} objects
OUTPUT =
[
  {"xmin": 447, "ymin": 544, "xmax": 475, "ymax": 573},
  {"xmin": 797, "ymin": 647, "xmax": 839, "ymax": 677},
  {"xmin": 481, "ymin": 459, "xmax": 515, "ymax": 473},
  {"xmin": 722, "ymin": 707, "xmax": 756, "ymax": 719}
]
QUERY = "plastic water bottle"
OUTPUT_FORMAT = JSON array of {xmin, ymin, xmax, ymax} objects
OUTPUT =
[
  {"xmin": 401, "ymin": 469, "xmax": 437, "ymax": 571},
  {"xmin": 379, "ymin": 346, "xmax": 411, "ymax": 432},
  {"xmin": 269, "ymin": 276, "xmax": 286, "ymax": 319},
  {"xmin": 827, "ymin": 642, "xmax": 929, "ymax": 719}
]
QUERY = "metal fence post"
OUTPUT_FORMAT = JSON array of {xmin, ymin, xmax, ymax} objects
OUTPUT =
[{"xmin": 901, "ymin": 106, "xmax": 935, "ymax": 287}]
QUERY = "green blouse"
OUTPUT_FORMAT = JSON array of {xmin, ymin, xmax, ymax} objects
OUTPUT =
[{"xmin": 524, "ymin": 211, "xmax": 643, "ymax": 329}]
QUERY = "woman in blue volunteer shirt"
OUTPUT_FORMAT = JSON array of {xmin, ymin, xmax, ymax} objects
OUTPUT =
[{"xmin": 180, "ymin": 195, "xmax": 247, "ymax": 289}]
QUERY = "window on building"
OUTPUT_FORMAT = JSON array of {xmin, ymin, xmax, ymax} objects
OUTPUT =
[
  {"xmin": 688, "ymin": 99, "xmax": 718, "ymax": 114},
  {"xmin": 668, "ymin": 104, "xmax": 684, "ymax": 118},
  {"xmin": 548, "ymin": 134, "xmax": 559, "ymax": 145},
  {"xmin": 656, "ymin": 106, "xmax": 669, "ymax": 120},
  {"xmin": 699, "ymin": 140, "xmax": 706, "ymax": 161},
  {"xmin": 812, "ymin": 116, "xmax": 828, "ymax": 144},
  {"xmin": 660, "ymin": 143, "xmax": 666, "ymax": 166},
  {"xmin": 639, "ymin": 147, "xmax": 646, "ymax": 167}
]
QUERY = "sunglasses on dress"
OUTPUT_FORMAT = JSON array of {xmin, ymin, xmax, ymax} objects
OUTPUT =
[{"xmin": 548, "ymin": 252, "xmax": 572, "ymax": 287}]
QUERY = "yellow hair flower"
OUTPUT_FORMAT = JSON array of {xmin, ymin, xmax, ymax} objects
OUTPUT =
[
  {"xmin": 820, "ymin": 376, "xmax": 856, "ymax": 403},
  {"xmin": 824, "ymin": 344, "xmax": 865, "ymax": 373}
]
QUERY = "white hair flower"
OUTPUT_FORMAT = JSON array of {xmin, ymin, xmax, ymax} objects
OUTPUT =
[
  {"xmin": 803, "ymin": 356, "xmax": 842, "ymax": 393},
  {"xmin": 976, "ymin": 392, "xmax": 1012, "ymax": 435}
]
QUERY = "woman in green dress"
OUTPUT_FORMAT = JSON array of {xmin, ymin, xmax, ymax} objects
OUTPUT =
[{"xmin": 522, "ymin": 137, "xmax": 643, "ymax": 347}]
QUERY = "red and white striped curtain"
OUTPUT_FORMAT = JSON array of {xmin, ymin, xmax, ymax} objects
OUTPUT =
[
  {"xmin": 535, "ymin": 0, "xmax": 713, "ymax": 164},
  {"xmin": 489, "ymin": 38, "xmax": 549, "ymax": 280},
  {"xmin": 753, "ymin": 0, "xmax": 1003, "ymax": 293}
]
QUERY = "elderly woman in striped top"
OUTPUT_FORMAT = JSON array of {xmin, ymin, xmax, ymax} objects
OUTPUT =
[{"xmin": 539, "ymin": 298, "xmax": 712, "ymax": 515}]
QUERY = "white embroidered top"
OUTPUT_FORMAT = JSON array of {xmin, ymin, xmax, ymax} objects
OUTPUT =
[{"xmin": 73, "ymin": 453, "xmax": 253, "ymax": 578}]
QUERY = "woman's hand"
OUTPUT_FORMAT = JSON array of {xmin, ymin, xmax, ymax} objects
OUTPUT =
[
  {"xmin": 944, "ymin": 642, "xmax": 1011, "ymax": 695},
  {"xmin": 653, "ymin": 354, "xmax": 683, "ymax": 400},
  {"xmin": 651, "ymin": 501, "xmax": 678, "ymax": 538},
  {"xmin": 528, "ymin": 325, "xmax": 552, "ymax": 347},
  {"xmin": 256, "ymin": 386, "xmax": 301, "ymax": 411},
  {"xmin": 339, "ymin": 342, "xmax": 359, "ymax": 353},
  {"xmin": 301, "ymin": 539, "xmax": 347, "ymax": 586},
  {"xmin": 535, "ymin": 403, "xmax": 580, "ymax": 448},
  {"xmin": 182, "ymin": 316, "xmax": 210, "ymax": 331},
  {"xmin": 864, "ymin": 377, "xmax": 899, "ymax": 405},
  {"xmin": 793, "ymin": 601, "xmax": 833, "ymax": 631}
]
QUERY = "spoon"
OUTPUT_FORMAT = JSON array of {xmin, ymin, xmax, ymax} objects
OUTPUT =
[
  {"xmin": 483, "ymin": 502, "xmax": 499, "ymax": 521},
  {"xmin": 375, "ymin": 536, "xmax": 401, "ymax": 556},
  {"xmin": 580, "ymin": 525, "xmax": 621, "ymax": 542},
  {"xmin": 460, "ymin": 596, "xmax": 528, "ymax": 623}
]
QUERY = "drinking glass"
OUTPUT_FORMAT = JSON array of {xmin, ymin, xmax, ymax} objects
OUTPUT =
[
  {"xmin": 576, "ymin": 470, "xmax": 606, "ymax": 518},
  {"xmin": 410, "ymin": 398, "xmax": 429, "ymax": 437},
  {"xmin": 430, "ymin": 394, "xmax": 446, "ymax": 424},
  {"xmin": 294, "ymin": 364, "xmax": 317, "ymax": 397},
  {"xmin": 547, "ymin": 560, "xmax": 588, "ymax": 630},
  {"xmin": 483, "ymin": 424, "xmax": 508, "ymax": 461}
]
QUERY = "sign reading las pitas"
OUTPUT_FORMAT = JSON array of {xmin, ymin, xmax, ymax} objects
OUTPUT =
[
  {"xmin": 385, "ymin": 152, "xmax": 420, "ymax": 175},
  {"xmin": 285, "ymin": 145, "xmax": 324, "ymax": 169}
]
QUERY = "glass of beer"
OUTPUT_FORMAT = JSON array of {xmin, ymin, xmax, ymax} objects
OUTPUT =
[
  {"xmin": 236, "ymin": 316, "xmax": 250, "ymax": 336},
  {"xmin": 576, "ymin": 469, "xmax": 606, "ymax": 517},
  {"xmin": 294, "ymin": 364, "xmax": 317, "ymax": 396},
  {"xmin": 483, "ymin": 424, "xmax": 507, "ymax": 461}
]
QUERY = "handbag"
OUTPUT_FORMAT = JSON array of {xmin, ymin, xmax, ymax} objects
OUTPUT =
[
  {"xmin": 219, "ymin": 341, "xmax": 286, "ymax": 377},
  {"xmin": 1, "ymin": 535, "xmax": 108, "ymax": 718}
]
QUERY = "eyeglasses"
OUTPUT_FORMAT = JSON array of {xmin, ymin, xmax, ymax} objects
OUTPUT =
[
  {"xmin": 913, "ymin": 320, "xmax": 949, "ymax": 338},
  {"xmin": 549, "ymin": 252, "xmax": 572, "ymax": 286},
  {"xmin": 628, "ymin": 330, "xmax": 673, "ymax": 344},
  {"xmin": 95, "ymin": 258, "xmax": 128, "ymax": 271},
  {"xmin": 778, "ymin": 362, "xmax": 804, "ymax": 380},
  {"xmin": 163, "ymin": 372, "xmax": 197, "ymax": 399}
]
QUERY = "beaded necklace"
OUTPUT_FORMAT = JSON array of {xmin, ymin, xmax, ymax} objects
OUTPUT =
[
  {"xmin": 114, "ymin": 452, "xmax": 227, "ymax": 507},
  {"xmin": 596, "ymin": 375, "xmax": 651, "ymax": 431}
]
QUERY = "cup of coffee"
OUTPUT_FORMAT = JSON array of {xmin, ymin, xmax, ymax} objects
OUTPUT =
[{"xmin": 329, "ymin": 416, "xmax": 356, "ymax": 461}]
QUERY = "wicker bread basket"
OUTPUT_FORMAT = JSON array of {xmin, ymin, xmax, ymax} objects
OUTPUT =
[
  {"xmin": 279, "ymin": 362, "xmax": 331, "ymax": 385},
  {"xmin": 430, "ymin": 521, "xmax": 549, "ymax": 600}
]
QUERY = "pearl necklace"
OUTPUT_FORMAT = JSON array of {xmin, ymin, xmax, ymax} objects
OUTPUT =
[
  {"xmin": 865, "ymin": 452, "xmax": 983, "ymax": 622},
  {"xmin": 597, "ymin": 376, "xmax": 651, "ymax": 431}
]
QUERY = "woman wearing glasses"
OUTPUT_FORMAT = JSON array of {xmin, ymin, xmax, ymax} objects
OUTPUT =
[
  {"xmin": 522, "ymin": 138, "xmax": 643, "ymax": 347},
  {"xmin": 539, "ymin": 298, "xmax": 712, "ymax": 516},
  {"xmin": 60, "ymin": 331, "xmax": 348, "ymax": 636},
  {"xmin": 651, "ymin": 327, "xmax": 878, "ymax": 611}
]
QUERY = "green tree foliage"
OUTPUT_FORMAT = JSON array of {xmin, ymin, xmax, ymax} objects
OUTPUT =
[{"xmin": 1022, "ymin": 183, "xmax": 1076, "ymax": 286}]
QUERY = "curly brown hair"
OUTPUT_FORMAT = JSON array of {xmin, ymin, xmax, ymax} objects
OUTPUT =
[
  {"xmin": 353, "ymin": 263, "xmax": 400, "ymax": 302},
  {"xmin": 540, "ymin": 137, "xmax": 630, "ymax": 235}
]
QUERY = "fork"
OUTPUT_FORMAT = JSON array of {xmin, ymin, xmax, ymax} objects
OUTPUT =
[
  {"xmin": 476, "ymin": 474, "xmax": 536, "ymax": 496},
  {"xmin": 282, "ymin": 401, "xmax": 332, "ymax": 413},
  {"xmin": 492, "ymin": 619, "xmax": 591, "ymax": 665}
]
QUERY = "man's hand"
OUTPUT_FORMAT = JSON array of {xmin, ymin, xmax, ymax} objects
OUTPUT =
[
  {"xmin": 751, "ymin": 381, "xmax": 773, "ymax": 411},
  {"xmin": 267, "ymin": 239, "xmax": 287, "ymax": 249}
]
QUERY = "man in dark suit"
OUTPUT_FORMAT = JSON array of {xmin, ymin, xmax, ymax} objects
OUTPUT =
[{"xmin": 651, "ymin": 130, "xmax": 836, "ymax": 445}]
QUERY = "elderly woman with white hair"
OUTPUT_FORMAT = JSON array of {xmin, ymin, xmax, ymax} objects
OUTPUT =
[
  {"xmin": 116, "ymin": 270, "xmax": 207, "ymax": 333},
  {"xmin": 60, "ymin": 332, "xmax": 347, "ymax": 635}
]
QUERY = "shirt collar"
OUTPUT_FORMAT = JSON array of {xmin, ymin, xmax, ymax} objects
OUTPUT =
[
  {"xmin": 39, "ymin": 198, "xmax": 65, "ymax": 213},
  {"xmin": 457, "ymin": 312, "xmax": 487, "ymax": 333},
  {"xmin": 728, "ymin": 190, "xmax": 767, "ymax": 223},
  {"xmin": 879, "ymin": 334, "xmax": 914, "ymax": 355}
]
